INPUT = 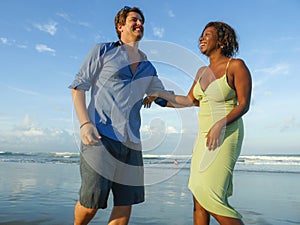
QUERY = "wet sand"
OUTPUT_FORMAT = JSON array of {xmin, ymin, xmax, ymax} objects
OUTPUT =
[{"xmin": 0, "ymin": 162, "xmax": 299, "ymax": 224}]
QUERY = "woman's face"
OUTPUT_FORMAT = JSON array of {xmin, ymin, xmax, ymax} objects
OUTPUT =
[{"xmin": 199, "ymin": 26, "xmax": 219, "ymax": 56}]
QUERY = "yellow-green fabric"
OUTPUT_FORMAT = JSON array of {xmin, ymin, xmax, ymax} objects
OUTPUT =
[{"xmin": 188, "ymin": 66, "xmax": 244, "ymax": 219}]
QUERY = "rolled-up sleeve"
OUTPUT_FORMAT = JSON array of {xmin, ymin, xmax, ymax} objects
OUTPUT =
[
  {"xmin": 146, "ymin": 74, "xmax": 165, "ymax": 95},
  {"xmin": 68, "ymin": 44, "xmax": 102, "ymax": 91}
]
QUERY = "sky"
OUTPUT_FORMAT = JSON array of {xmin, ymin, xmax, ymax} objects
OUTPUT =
[{"xmin": 0, "ymin": 0, "xmax": 300, "ymax": 155}]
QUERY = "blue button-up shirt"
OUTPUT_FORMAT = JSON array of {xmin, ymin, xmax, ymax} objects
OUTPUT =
[{"xmin": 69, "ymin": 41, "xmax": 165, "ymax": 143}]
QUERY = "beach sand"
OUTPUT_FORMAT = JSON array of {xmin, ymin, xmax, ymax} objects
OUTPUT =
[{"xmin": 0, "ymin": 162, "xmax": 299, "ymax": 225}]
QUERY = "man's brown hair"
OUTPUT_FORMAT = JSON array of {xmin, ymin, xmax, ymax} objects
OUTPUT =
[{"xmin": 114, "ymin": 6, "xmax": 145, "ymax": 39}]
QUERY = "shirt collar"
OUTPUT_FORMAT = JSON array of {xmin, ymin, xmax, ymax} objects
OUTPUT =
[
  {"xmin": 114, "ymin": 40, "xmax": 123, "ymax": 46},
  {"xmin": 114, "ymin": 40, "xmax": 147, "ymax": 61}
]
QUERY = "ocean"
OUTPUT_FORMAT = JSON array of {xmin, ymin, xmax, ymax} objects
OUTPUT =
[
  {"xmin": 1, "ymin": 151, "xmax": 300, "ymax": 174},
  {"xmin": 1, "ymin": 151, "xmax": 300, "ymax": 224}
]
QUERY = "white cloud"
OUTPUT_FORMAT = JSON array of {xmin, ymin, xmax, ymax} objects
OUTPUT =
[
  {"xmin": 22, "ymin": 114, "xmax": 31, "ymax": 126},
  {"xmin": 69, "ymin": 55, "xmax": 79, "ymax": 60},
  {"xmin": 6, "ymin": 84, "xmax": 39, "ymax": 96},
  {"xmin": 16, "ymin": 44, "xmax": 28, "ymax": 49},
  {"xmin": 1, "ymin": 37, "xmax": 27, "ymax": 49},
  {"xmin": 78, "ymin": 21, "xmax": 92, "ymax": 28},
  {"xmin": 263, "ymin": 91, "xmax": 272, "ymax": 96},
  {"xmin": 56, "ymin": 12, "xmax": 91, "ymax": 28},
  {"xmin": 1, "ymin": 115, "xmax": 76, "ymax": 152},
  {"xmin": 23, "ymin": 127, "xmax": 44, "ymax": 136},
  {"xmin": 0, "ymin": 37, "xmax": 8, "ymax": 44},
  {"xmin": 56, "ymin": 12, "xmax": 71, "ymax": 22},
  {"xmin": 279, "ymin": 115, "xmax": 298, "ymax": 132},
  {"xmin": 153, "ymin": 27, "xmax": 165, "ymax": 38},
  {"xmin": 34, "ymin": 21, "xmax": 58, "ymax": 36},
  {"xmin": 141, "ymin": 124, "xmax": 180, "ymax": 134},
  {"xmin": 35, "ymin": 44, "xmax": 56, "ymax": 55},
  {"xmin": 168, "ymin": 10, "xmax": 175, "ymax": 17},
  {"xmin": 255, "ymin": 63, "xmax": 289, "ymax": 75},
  {"xmin": 166, "ymin": 126, "xmax": 178, "ymax": 133}
]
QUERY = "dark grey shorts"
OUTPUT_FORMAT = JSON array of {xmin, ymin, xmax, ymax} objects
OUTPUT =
[{"xmin": 79, "ymin": 135, "xmax": 145, "ymax": 209}]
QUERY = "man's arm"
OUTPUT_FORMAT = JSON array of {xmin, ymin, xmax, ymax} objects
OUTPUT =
[
  {"xmin": 72, "ymin": 89, "xmax": 101, "ymax": 145},
  {"xmin": 144, "ymin": 68, "xmax": 203, "ymax": 108}
]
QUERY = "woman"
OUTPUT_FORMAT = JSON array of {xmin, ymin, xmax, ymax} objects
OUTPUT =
[{"xmin": 144, "ymin": 21, "xmax": 252, "ymax": 225}]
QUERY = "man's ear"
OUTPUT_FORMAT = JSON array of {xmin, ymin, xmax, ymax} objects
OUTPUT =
[{"xmin": 117, "ymin": 23, "xmax": 123, "ymax": 33}]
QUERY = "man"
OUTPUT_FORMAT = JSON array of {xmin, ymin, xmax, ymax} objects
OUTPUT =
[{"xmin": 69, "ymin": 6, "xmax": 166, "ymax": 225}]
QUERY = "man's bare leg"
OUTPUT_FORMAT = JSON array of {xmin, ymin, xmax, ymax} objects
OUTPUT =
[
  {"xmin": 108, "ymin": 205, "xmax": 132, "ymax": 225},
  {"xmin": 74, "ymin": 201, "xmax": 98, "ymax": 225}
]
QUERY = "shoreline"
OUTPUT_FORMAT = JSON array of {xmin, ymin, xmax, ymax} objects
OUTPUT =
[{"xmin": 0, "ymin": 162, "xmax": 299, "ymax": 224}]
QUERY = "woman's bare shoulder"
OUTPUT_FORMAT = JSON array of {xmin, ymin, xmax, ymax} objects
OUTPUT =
[
  {"xmin": 195, "ymin": 66, "xmax": 208, "ymax": 80},
  {"xmin": 230, "ymin": 58, "xmax": 247, "ymax": 68}
]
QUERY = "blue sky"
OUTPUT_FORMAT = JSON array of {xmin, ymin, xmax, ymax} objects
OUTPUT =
[{"xmin": 0, "ymin": 0, "xmax": 299, "ymax": 155}]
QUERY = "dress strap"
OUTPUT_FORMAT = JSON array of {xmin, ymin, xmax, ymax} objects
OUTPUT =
[
  {"xmin": 197, "ymin": 66, "xmax": 209, "ymax": 82},
  {"xmin": 225, "ymin": 58, "xmax": 232, "ymax": 75}
]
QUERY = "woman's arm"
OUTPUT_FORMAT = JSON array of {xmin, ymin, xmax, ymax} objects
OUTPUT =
[
  {"xmin": 144, "ymin": 67, "xmax": 205, "ymax": 108},
  {"xmin": 219, "ymin": 58, "xmax": 252, "ymax": 125},
  {"xmin": 206, "ymin": 58, "xmax": 252, "ymax": 150}
]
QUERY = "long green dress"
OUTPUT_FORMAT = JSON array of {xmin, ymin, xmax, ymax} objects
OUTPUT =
[{"xmin": 188, "ymin": 59, "xmax": 243, "ymax": 219}]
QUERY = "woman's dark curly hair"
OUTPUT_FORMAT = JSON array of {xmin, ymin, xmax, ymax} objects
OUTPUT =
[
  {"xmin": 202, "ymin": 21, "xmax": 239, "ymax": 57},
  {"xmin": 114, "ymin": 6, "xmax": 145, "ymax": 39}
]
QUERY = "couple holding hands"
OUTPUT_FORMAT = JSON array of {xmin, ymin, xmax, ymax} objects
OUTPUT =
[{"xmin": 70, "ymin": 6, "xmax": 251, "ymax": 225}]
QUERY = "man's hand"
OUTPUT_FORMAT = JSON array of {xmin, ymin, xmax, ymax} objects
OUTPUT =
[
  {"xmin": 80, "ymin": 123, "xmax": 101, "ymax": 145},
  {"xmin": 143, "ymin": 96, "xmax": 157, "ymax": 108}
]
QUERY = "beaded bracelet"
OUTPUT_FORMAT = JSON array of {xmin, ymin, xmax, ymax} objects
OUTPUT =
[{"xmin": 80, "ymin": 121, "xmax": 92, "ymax": 129}]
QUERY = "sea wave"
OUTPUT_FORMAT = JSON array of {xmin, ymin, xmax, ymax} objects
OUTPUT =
[
  {"xmin": 0, "ymin": 151, "xmax": 300, "ymax": 173},
  {"xmin": 238, "ymin": 155, "xmax": 300, "ymax": 166}
]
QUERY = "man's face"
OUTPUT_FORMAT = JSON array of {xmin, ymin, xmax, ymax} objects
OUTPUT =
[{"xmin": 118, "ymin": 12, "xmax": 144, "ymax": 42}]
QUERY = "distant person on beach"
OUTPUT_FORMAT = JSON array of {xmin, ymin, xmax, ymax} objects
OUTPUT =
[
  {"xmin": 144, "ymin": 21, "xmax": 252, "ymax": 225},
  {"xmin": 69, "ymin": 6, "xmax": 166, "ymax": 225}
]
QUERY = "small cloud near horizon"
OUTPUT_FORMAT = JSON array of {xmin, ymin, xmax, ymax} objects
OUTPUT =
[{"xmin": 0, "ymin": 114, "xmax": 76, "ymax": 152}]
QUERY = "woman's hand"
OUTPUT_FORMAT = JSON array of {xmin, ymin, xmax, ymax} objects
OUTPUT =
[
  {"xmin": 206, "ymin": 121, "xmax": 224, "ymax": 151},
  {"xmin": 80, "ymin": 123, "xmax": 101, "ymax": 145}
]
